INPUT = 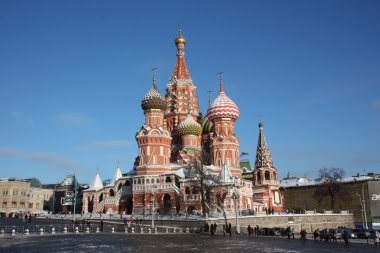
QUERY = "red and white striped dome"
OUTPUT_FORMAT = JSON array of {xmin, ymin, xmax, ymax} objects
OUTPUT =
[{"xmin": 207, "ymin": 85, "xmax": 239, "ymax": 120}]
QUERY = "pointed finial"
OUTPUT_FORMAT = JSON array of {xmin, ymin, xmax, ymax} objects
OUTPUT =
[
  {"xmin": 96, "ymin": 167, "xmax": 99, "ymax": 174},
  {"xmin": 217, "ymin": 71, "xmax": 224, "ymax": 92},
  {"xmin": 259, "ymin": 115, "xmax": 263, "ymax": 128},
  {"xmin": 178, "ymin": 22, "xmax": 182, "ymax": 36},
  {"xmin": 151, "ymin": 67, "xmax": 158, "ymax": 88},
  {"xmin": 175, "ymin": 24, "xmax": 186, "ymax": 45},
  {"xmin": 206, "ymin": 89, "xmax": 213, "ymax": 107},
  {"xmin": 117, "ymin": 160, "xmax": 120, "ymax": 168}
]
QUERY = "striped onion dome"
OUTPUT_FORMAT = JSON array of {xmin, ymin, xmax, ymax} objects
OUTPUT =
[
  {"xmin": 207, "ymin": 84, "xmax": 239, "ymax": 120},
  {"xmin": 177, "ymin": 114, "xmax": 202, "ymax": 136},
  {"xmin": 141, "ymin": 79, "xmax": 167, "ymax": 111},
  {"xmin": 201, "ymin": 115, "xmax": 214, "ymax": 134}
]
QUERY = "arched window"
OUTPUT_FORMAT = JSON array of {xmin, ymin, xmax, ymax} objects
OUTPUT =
[
  {"xmin": 124, "ymin": 180, "xmax": 131, "ymax": 186},
  {"xmin": 165, "ymin": 176, "xmax": 171, "ymax": 183},
  {"xmin": 257, "ymin": 172, "xmax": 261, "ymax": 182},
  {"xmin": 109, "ymin": 189, "xmax": 115, "ymax": 197},
  {"xmin": 137, "ymin": 179, "xmax": 141, "ymax": 184},
  {"xmin": 151, "ymin": 179, "xmax": 154, "ymax": 184},
  {"xmin": 146, "ymin": 179, "xmax": 150, "ymax": 184},
  {"xmin": 265, "ymin": 171, "xmax": 270, "ymax": 180},
  {"xmin": 185, "ymin": 187, "xmax": 190, "ymax": 194},
  {"xmin": 99, "ymin": 193, "xmax": 103, "ymax": 203},
  {"xmin": 117, "ymin": 184, "xmax": 122, "ymax": 191},
  {"xmin": 156, "ymin": 178, "xmax": 159, "ymax": 184}
]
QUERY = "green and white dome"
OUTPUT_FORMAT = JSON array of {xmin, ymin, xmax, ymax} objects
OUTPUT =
[{"xmin": 141, "ymin": 79, "xmax": 167, "ymax": 111}]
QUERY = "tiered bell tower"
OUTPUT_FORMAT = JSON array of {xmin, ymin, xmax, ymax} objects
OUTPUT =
[
  {"xmin": 252, "ymin": 121, "xmax": 284, "ymax": 212},
  {"xmin": 165, "ymin": 30, "xmax": 201, "ymax": 162}
]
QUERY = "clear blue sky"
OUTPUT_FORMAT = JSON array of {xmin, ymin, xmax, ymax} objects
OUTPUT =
[{"xmin": 0, "ymin": 0, "xmax": 379, "ymax": 184}]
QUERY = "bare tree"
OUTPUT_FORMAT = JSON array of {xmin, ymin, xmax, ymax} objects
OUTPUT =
[
  {"xmin": 314, "ymin": 167, "xmax": 345, "ymax": 210},
  {"xmin": 188, "ymin": 158, "xmax": 219, "ymax": 217}
]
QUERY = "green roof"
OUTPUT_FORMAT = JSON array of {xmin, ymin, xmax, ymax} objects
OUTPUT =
[{"xmin": 240, "ymin": 160, "xmax": 252, "ymax": 172}]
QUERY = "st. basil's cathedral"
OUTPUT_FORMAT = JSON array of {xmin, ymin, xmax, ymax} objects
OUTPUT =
[{"xmin": 82, "ymin": 30, "xmax": 285, "ymax": 216}]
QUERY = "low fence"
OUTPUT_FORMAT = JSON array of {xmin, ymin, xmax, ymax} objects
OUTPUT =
[{"xmin": 0, "ymin": 223, "xmax": 197, "ymax": 237}]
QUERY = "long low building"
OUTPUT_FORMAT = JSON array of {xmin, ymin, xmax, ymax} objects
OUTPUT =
[
  {"xmin": 281, "ymin": 173, "xmax": 380, "ymax": 229},
  {"xmin": 0, "ymin": 178, "xmax": 53, "ymax": 216}
]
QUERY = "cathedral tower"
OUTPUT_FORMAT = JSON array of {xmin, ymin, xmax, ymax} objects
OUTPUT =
[
  {"xmin": 165, "ymin": 30, "xmax": 201, "ymax": 161},
  {"xmin": 252, "ymin": 121, "xmax": 284, "ymax": 212},
  {"xmin": 135, "ymin": 78, "xmax": 172, "ymax": 175},
  {"xmin": 207, "ymin": 81, "xmax": 241, "ymax": 176}
]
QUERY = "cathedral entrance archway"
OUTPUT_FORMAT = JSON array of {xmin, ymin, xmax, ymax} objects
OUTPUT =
[
  {"xmin": 88, "ymin": 196, "xmax": 94, "ymax": 213},
  {"xmin": 162, "ymin": 194, "xmax": 172, "ymax": 214},
  {"xmin": 187, "ymin": 205, "xmax": 196, "ymax": 214},
  {"xmin": 126, "ymin": 196, "xmax": 133, "ymax": 214}
]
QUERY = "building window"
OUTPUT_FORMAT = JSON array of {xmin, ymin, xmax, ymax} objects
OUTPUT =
[
  {"xmin": 2, "ymin": 201, "xmax": 7, "ymax": 208},
  {"xmin": 29, "ymin": 203, "xmax": 33, "ymax": 208},
  {"xmin": 265, "ymin": 171, "xmax": 270, "ymax": 180},
  {"xmin": 11, "ymin": 201, "xmax": 17, "ymax": 208}
]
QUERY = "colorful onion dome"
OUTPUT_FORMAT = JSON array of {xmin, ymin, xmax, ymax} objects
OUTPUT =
[
  {"xmin": 177, "ymin": 114, "xmax": 202, "ymax": 136},
  {"xmin": 207, "ymin": 84, "xmax": 240, "ymax": 120},
  {"xmin": 201, "ymin": 115, "xmax": 214, "ymax": 134},
  {"xmin": 141, "ymin": 78, "xmax": 167, "ymax": 111}
]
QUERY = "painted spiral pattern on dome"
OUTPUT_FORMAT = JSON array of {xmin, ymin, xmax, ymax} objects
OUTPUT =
[
  {"xmin": 141, "ymin": 87, "xmax": 167, "ymax": 111},
  {"xmin": 207, "ymin": 91, "xmax": 239, "ymax": 120},
  {"xmin": 201, "ymin": 116, "xmax": 214, "ymax": 134}
]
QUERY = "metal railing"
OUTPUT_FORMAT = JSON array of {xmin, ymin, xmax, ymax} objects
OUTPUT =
[{"xmin": 0, "ymin": 223, "xmax": 189, "ymax": 236}]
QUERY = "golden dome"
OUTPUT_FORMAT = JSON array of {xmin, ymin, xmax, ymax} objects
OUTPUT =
[{"xmin": 175, "ymin": 35, "xmax": 186, "ymax": 45}]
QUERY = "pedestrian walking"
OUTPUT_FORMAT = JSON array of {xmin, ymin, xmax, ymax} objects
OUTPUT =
[
  {"xmin": 248, "ymin": 225, "xmax": 251, "ymax": 236},
  {"xmin": 300, "ymin": 229, "xmax": 307, "ymax": 240},
  {"xmin": 375, "ymin": 231, "xmax": 380, "ymax": 245},
  {"xmin": 291, "ymin": 227, "xmax": 295, "ymax": 239},
  {"xmin": 222, "ymin": 224, "xmax": 226, "ymax": 237},
  {"xmin": 228, "ymin": 223, "xmax": 232, "ymax": 237},
  {"xmin": 343, "ymin": 229, "xmax": 349, "ymax": 247},
  {"xmin": 100, "ymin": 219, "xmax": 104, "ymax": 232}
]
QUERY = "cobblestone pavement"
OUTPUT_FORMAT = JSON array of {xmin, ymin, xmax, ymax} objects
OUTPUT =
[{"xmin": 1, "ymin": 233, "xmax": 380, "ymax": 253}]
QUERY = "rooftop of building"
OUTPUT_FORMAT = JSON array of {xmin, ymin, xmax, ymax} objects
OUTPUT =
[{"xmin": 281, "ymin": 173, "xmax": 379, "ymax": 188}]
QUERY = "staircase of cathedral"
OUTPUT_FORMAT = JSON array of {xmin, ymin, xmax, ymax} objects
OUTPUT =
[
  {"xmin": 96, "ymin": 200, "xmax": 104, "ymax": 213},
  {"xmin": 173, "ymin": 185, "xmax": 180, "ymax": 195}
]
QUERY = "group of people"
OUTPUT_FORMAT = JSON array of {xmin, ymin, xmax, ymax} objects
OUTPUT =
[
  {"xmin": 204, "ymin": 222, "xmax": 218, "ymax": 235},
  {"xmin": 247, "ymin": 225, "xmax": 260, "ymax": 236}
]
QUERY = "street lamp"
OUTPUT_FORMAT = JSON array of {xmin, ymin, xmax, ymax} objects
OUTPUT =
[
  {"xmin": 356, "ymin": 183, "xmax": 368, "ymax": 230},
  {"xmin": 73, "ymin": 177, "xmax": 78, "ymax": 222},
  {"xmin": 355, "ymin": 193, "xmax": 364, "ymax": 229},
  {"xmin": 231, "ymin": 177, "xmax": 241, "ymax": 234},
  {"xmin": 151, "ymin": 184, "xmax": 157, "ymax": 229},
  {"xmin": 361, "ymin": 183, "xmax": 368, "ymax": 230}
]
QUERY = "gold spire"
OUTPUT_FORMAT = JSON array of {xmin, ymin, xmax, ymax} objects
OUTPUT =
[{"xmin": 175, "ymin": 23, "xmax": 186, "ymax": 45}]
